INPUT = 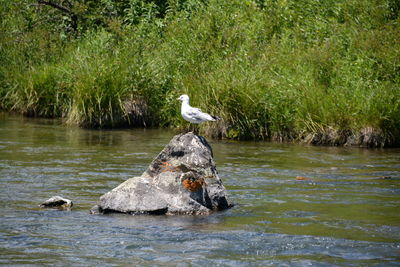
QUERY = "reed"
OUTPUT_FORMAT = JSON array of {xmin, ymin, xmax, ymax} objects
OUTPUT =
[{"xmin": 1, "ymin": 0, "xmax": 399, "ymax": 146}]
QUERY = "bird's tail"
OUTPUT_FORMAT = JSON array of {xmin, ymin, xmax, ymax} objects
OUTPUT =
[{"xmin": 211, "ymin": 115, "xmax": 221, "ymax": 121}]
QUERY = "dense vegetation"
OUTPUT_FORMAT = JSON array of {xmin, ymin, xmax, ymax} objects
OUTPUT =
[{"xmin": 1, "ymin": 0, "xmax": 399, "ymax": 146}]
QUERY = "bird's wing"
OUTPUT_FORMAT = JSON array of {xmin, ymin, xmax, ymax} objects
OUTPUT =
[
  {"xmin": 187, "ymin": 106, "xmax": 216, "ymax": 122},
  {"xmin": 187, "ymin": 107, "xmax": 202, "ymax": 116}
]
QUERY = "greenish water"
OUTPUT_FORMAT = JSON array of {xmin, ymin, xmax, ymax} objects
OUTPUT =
[{"xmin": 0, "ymin": 113, "xmax": 399, "ymax": 266}]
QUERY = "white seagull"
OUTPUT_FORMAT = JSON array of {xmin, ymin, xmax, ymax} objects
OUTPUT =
[{"xmin": 177, "ymin": 94, "xmax": 219, "ymax": 124}]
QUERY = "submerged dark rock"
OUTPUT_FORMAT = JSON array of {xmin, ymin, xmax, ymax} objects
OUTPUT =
[
  {"xmin": 40, "ymin": 196, "xmax": 73, "ymax": 210},
  {"xmin": 91, "ymin": 132, "xmax": 232, "ymax": 215}
]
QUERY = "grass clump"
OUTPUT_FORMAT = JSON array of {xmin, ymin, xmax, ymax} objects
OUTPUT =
[{"xmin": 1, "ymin": 0, "xmax": 399, "ymax": 147}]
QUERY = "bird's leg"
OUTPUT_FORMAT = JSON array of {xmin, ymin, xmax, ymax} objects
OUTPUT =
[
  {"xmin": 183, "ymin": 124, "xmax": 194, "ymax": 133},
  {"xmin": 192, "ymin": 125, "xmax": 200, "ymax": 135}
]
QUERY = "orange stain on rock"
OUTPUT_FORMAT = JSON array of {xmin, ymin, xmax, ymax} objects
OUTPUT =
[
  {"xmin": 296, "ymin": 176, "xmax": 309, "ymax": 181},
  {"xmin": 182, "ymin": 178, "xmax": 203, "ymax": 192},
  {"xmin": 159, "ymin": 161, "xmax": 180, "ymax": 173}
]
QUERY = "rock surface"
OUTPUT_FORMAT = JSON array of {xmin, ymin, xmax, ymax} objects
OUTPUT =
[
  {"xmin": 40, "ymin": 196, "xmax": 73, "ymax": 209},
  {"xmin": 91, "ymin": 132, "xmax": 232, "ymax": 215}
]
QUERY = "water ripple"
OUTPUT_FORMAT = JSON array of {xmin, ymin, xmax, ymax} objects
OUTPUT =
[{"xmin": 1, "ymin": 115, "xmax": 399, "ymax": 265}]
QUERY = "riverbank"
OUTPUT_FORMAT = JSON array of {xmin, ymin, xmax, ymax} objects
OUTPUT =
[{"xmin": 1, "ymin": 0, "xmax": 399, "ymax": 147}]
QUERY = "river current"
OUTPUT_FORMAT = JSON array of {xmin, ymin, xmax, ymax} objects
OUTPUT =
[{"xmin": 0, "ymin": 114, "xmax": 399, "ymax": 266}]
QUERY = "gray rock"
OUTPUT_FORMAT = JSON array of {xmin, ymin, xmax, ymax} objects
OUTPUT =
[
  {"xmin": 40, "ymin": 196, "xmax": 73, "ymax": 209},
  {"xmin": 91, "ymin": 132, "xmax": 232, "ymax": 215}
]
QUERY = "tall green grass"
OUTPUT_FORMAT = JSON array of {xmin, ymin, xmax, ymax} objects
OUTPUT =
[{"xmin": 1, "ymin": 0, "xmax": 399, "ymax": 146}]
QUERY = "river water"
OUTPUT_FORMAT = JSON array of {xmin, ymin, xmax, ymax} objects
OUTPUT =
[{"xmin": 0, "ymin": 113, "xmax": 399, "ymax": 266}]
